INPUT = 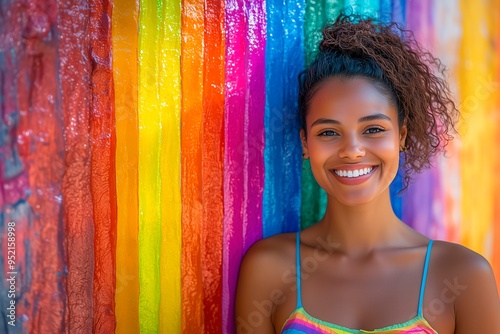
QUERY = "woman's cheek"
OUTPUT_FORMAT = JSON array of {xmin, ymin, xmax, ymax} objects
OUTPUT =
[
  {"xmin": 376, "ymin": 141, "xmax": 401, "ymax": 179},
  {"xmin": 309, "ymin": 144, "xmax": 338, "ymax": 185},
  {"xmin": 309, "ymin": 142, "xmax": 337, "ymax": 165}
]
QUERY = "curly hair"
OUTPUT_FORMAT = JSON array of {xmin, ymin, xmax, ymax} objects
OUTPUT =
[{"xmin": 298, "ymin": 14, "xmax": 459, "ymax": 190}]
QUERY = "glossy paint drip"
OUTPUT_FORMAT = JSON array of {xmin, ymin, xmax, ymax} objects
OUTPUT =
[
  {"xmin": 403, "ymin": 0, "xmax": 440, "ymax": 236},
  {"xmin": 279, "ymin": 1, "xmax": 306, "ymax": 235},
  {"xmin": 458, "ymin": 0, "xmax": 497, "ymax": 257},
  {"xmin": 426, "ymin": 0, "xmax": 461, "ymax": 241},
  {"xmin": 392, "ymin": 0, "xmax": 406, "ymax": 24},
  {"xmin": 1, "ymin": 0, "xmax": 66, "ymax": 332},
  {"xmin": 181, "ymin": 0, "xmax": 205, "ymax": 332},
  {"xmin": 58, "ymin": 1, "xmax": 95, "ymax": 333},
  {"xmin": 493, "ymin": 0, "xmax": 500, "ymax": 292},
  {"xmin": 386, "ymin": 1, "xmax": 406, "ymax": 219},
  {"xmin": 243, "ymin": 0, "xmax": 265, "ymax": 253},
  {"xmin": 264, "ymin": 0, "xmax": 286, "ymax": 237},
  {"xmin": 159, "ymin": 0, "xmax": 182, "ymax": 332},
  {"xmin": 223, "ymin": 0, "xmax": 247, "ymax": 332},
  {"xmin": 201, "ymin": 0, "xmax": 225, "ymax": 332},
  {"xmin": 301, "ymin": 0, "xmax": 331, "ymax": 229},
  {"xmin": 89, "ymin": 0, "xmax": 117, "ymax": 332},
  {"xmin": 138, "ymin": 0, "xmax": 162, "ymax": 331},
  {"xmin": 113, "ymin": 0, "xmax": 140, "ymax": 332},
  {"xmin": 263, "ymin": 0, "xmax": 304, "ymax": 237}
]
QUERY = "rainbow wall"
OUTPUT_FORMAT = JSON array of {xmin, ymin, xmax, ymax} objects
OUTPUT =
[{"xmin": 0, "ymin": 0, "xmax": 499, "ymax": 333}]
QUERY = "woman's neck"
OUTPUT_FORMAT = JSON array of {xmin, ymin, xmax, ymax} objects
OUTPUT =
[{"xmin": 316, "ymin": 190, "xmax": 410, "ymax": 257}]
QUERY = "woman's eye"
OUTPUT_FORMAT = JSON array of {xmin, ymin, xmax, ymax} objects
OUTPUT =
[
  {"xmin": 318, "ymin": 130, "xmax": 338, "ymax": 136},
  {"xmin": 364, "ymin": 127, "xmax": 385, "ymax": 134}
]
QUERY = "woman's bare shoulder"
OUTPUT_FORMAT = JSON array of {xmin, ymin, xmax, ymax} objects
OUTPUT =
[
  {"xmin": 239, "ymin": 232, "xmax": 297, "ymax": 279},
  {"xmin": 432, "ymin": 240, "xmax": 494, "ymax": 274}
]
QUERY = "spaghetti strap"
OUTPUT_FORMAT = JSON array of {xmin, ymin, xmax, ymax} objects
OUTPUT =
[
  {"xmin": 418, "ymin": 240, "xmax": 434, "ymax": 317},
  {"xmin": 295, "ymin": 231, "xmax": 302, "ymax": 308}
]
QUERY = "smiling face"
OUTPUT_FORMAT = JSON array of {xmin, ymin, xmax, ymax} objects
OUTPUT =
[{"xmin": 301, "ymin": 76, "xmax": 407, "ymax": 206}]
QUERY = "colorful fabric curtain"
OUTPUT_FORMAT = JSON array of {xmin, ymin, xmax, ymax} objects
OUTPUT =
[{"xmin": 0, "ymin": 0, "xmax": 499, "ymax": 333}]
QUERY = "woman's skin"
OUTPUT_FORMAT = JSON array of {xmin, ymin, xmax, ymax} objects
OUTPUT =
[{"xmin": 235, "ymin": 77, "xmax": 500, "ymax": 333}]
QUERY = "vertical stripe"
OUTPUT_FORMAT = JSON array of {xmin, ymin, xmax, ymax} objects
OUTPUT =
[
  {"xmin": 302, "ymin": 1, "xmax": 343, "ymax": 229},
  {"xmin": 244, "ymin": 0, "xmax": 265, "ymax": 248},
  {"xmin": 458, "ymin": 0, "xmax": 496, "ymax": 257},
  {"xmin": 202, "ymin": 0, "xmax": 225, "ymax": 332},
  {"xmin": 431, "ymin": 0, "xmax": 462, "ymax": 241},
  {"xmin": 388, "ymin": 0, "xmax": 406, "ymax": 219},
  {"xmin": 159, "ymin": 0, "xmax": 182, "ymax": 332},
  {"xmin": 264, "ymin": 0, "xmax": 285, "ymax": 237},
  {"xmin": 379, "ymin": 0, "xmax": 393, "ymax": 23},
  {"xmin": 223, "ymin": 0, "xmax": 266, "ymax": 329},
  {"xmin": 89, "ymin": 0, "xmax": 117, "ymax": 332},
  {"xmin": 304, "ymin": 0, "xmax": 325, "ymax": 66},
  {"xmin": 492, "ymin": 0, "xmax": 500, "ymax": 290},
  {"xmin": 58, "ymin": 1, "xmax": 94, "ymax": 332},
  {"xmin": 3, "ymin": 0, "xmax": 66, "ymax": 332},
  {"xmin": 391, "ymin": 0, "xmax": 405, "ymax": 24},
  {"xmin": 138, "ymin": 0, "xmax": 162, "ymax": 331},
  {"xmin": 264, "ymin": 0, "xmax": 304, "ymax": 237},
  {"xmin": 113, "ymin": 0, "xmax": 140, "ymax": 332},
  {"xmin": 403, "ymin": 0, "xmax": 440, "ymax": 236},
  {"xmin": 389, "ymin": 0, "xmax": 405, "ymax": 218},
  {"xmin": 282, "ymin": 0, "xmax": 305, "ymax": 233},
  {"xmin": 181, "ymin": 0, "xmax": 205, "ymax": 332},
  {"xmin": 223, "ymin": 0, "xmax": 247, "ymax": 331}
]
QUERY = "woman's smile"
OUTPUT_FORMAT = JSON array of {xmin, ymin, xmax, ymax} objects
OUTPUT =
[
  {"xmin": 332, "ymin": 166, "xmax": 374, "ymax": 178},
  {"xmin": 330, "ymin": 165, "xmax": 378, "ymax": 185}
]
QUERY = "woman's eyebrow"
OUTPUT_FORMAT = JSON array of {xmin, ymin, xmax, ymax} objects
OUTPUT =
[
  {"xmin": 358, "ymin": 113, "xmax": 392, "ymax": 123},
  {"xmin": 310, "ymin": 118, "xmax": 341, "ymax": 127},
  {"xmin": 311, "ymin": 113, "xmax": 391, "ymax": 127}
]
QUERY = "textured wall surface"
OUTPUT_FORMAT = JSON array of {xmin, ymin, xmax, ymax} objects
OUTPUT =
[{"xmin": 0, "ymin": 0, "xmax": 499, "ymax": 333}]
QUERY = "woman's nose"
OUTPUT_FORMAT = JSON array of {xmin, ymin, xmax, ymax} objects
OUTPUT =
[{"xmin": 338, "ymin": 135, "xmax": 365, "ymax": 159}]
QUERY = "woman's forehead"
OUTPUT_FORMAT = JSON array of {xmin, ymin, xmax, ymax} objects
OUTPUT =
[{"xmin": 308, "ymin": 77, "xmax": 396, "ymax": 118}]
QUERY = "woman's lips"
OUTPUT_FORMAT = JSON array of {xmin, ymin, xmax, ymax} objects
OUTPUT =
[{"xmin": 330, "ymin": 165, "xmax": 378, "ymax": 185}]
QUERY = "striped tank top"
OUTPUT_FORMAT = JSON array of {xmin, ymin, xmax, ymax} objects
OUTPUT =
[{"xmin": 281, "ymin": 232, "xmax": 438, "ymax": 333}]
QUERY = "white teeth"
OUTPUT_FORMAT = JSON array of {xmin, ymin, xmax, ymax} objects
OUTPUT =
[{"xmin": 334, "ymin": 167, "xmax": 373, "ymax": 178}]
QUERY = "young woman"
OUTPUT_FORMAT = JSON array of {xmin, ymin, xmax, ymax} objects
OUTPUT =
[{"xmin": 235, "ymin": 15, "xmax": 500, "ymax": 334}]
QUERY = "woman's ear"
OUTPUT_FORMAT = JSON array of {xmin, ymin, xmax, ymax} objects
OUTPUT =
[
  {"xmin": 399, "ymin": 124, "xmax": 408, "ymax": 149},
  {"xmin": 300, "ymin": 129, "xmax": 309, "ymax": 158}
]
